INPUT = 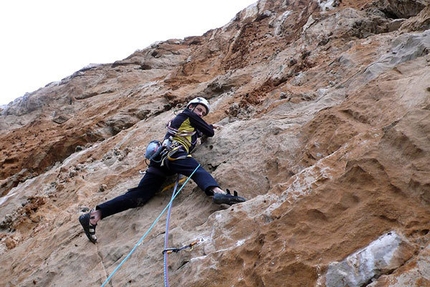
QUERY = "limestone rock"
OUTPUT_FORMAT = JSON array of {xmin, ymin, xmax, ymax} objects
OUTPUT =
[
  {"xmin": 325, "ymin": 231, "xmax": 415, "ymax": 286},
  {"xmin": 1, "ymin": 0, "xmax": 430, "ymax": 286}
]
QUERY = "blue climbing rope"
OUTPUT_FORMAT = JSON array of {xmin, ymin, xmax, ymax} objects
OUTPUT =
[
  {"xmin": 163, "ymin": 174, "xmax": 181, "ymax": 287},
  {"xmin": 101, "ymin": 164, "xmax": 200, "ymax": 287}
]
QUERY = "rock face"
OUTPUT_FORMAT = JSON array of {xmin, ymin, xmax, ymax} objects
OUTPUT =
[
  {"xmin": 325, "ymin": 232, "xmax": 415, "ymax": 286},
  {"xmin": 1, "ymin": 0, "xmax": 430, "ymax": 286}
]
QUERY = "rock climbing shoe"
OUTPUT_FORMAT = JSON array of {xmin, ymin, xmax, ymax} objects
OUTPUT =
[
  {"xmin": 79, "ymin": 212, "xmax": 97, "ymax": 244},
  {"xmin": 213, "ymin": 189, "xmax": 246, "ymax": 205}
]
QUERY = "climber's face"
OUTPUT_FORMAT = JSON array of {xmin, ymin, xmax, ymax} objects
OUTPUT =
[{"xmin": 190, "ymin": 104, "xmax": 208, "ymax": 117}]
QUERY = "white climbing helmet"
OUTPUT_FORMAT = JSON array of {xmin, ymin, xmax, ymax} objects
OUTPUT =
[{"xmin": 186, "ymin": 97, "xmax": 210, "ymax": 114}]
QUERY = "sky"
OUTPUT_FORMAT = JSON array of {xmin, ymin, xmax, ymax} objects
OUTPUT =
[{"xmin": 0, "ymin": 0, "xmax": 256, "ymax": 106}]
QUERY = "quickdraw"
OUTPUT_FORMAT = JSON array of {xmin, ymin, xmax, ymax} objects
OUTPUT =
[{"xmin": 162, "ymin": 240, "xmax": 200, "ymax": 255}]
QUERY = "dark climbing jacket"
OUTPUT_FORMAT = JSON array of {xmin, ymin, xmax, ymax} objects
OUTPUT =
[{"xmin": 165, "ymin": 108, "xmax": 215, "ymax": 153}]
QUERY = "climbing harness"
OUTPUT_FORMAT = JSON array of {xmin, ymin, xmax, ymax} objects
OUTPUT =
[
  {"xmin": 100, "ymin": 164, "xmax": 201, "ymax": 287},
  {"xmin": 145, "ymin": 108, "xmax": 201, "ymax": 167},
  {"xmin": 165, "ymin": 141, "xmax": 192, "ymax": 162},
  {"xmin": 144, "ymin": 136, "xmax": 192, "ymax": 168}
]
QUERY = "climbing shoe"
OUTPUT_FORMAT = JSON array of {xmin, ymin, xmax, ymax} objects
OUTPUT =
[
  {"xmin": 79, "ymin": 212, "xmax": 97, "ymax": 244},
  {"xmin": 213, "ymin": 189, "xmax": 246, "ymax": 205}
]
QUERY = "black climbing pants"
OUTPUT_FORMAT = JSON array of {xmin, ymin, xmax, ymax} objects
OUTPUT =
[{"xmin": 96, "ymin": 148, "xmax": 219, "ymax": 219}]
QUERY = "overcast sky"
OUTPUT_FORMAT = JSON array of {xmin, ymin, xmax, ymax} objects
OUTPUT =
[{"xmin": 0, "ymin": 0, "xmax": 256, "ymax": 106}]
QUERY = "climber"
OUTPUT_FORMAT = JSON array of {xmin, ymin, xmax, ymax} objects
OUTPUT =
[{"xmin": 79, "ymin": 97, "xmax": 246, "ymax": 243}]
